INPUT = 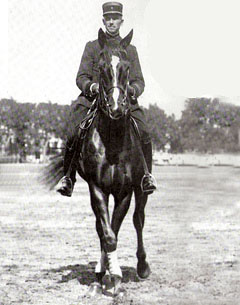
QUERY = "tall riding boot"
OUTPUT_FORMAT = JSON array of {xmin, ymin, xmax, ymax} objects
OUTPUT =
[
  {"xmin": 141, "ymin": 141, "xmax": 157, "ymax": 194},
  {"xmin": 57, "ymin": 140, "xmax": 77, "ymax": 197}
]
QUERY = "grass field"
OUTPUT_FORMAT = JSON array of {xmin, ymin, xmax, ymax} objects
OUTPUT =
[{"xmin": 0, "ymin": 164, "xmax": 240, "ymax": 305}]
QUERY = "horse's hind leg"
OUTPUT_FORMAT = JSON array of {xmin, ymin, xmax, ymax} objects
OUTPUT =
[
  {"xmin": 133, "ymin": 187, "xmax": 151, "ymax": 279},
  {"xmin": 110, "ymin": 192, "xmax": 132, "ymax": 294},
  {"xmin": 87, "ymin": 221, "xmax": 107, "ymax": 297}
]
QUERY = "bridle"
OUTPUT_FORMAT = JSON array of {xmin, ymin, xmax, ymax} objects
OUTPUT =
[{"xmin": 99, "ymin": 76, "xmax": 129, "ymax": 120}]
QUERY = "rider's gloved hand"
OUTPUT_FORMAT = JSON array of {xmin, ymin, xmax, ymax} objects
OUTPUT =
[{"xmin": 90, "ymin": 83, "xmax": 99, "ymax": 95}]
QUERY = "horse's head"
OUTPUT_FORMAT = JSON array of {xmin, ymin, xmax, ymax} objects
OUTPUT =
[{"xmin": 98, "ymin": 28, "xmax": 133, "ymax": 120}]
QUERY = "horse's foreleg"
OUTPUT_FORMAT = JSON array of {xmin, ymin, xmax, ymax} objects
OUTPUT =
[
  {"xmin": 95, "ymin": 220, "xmax": 107, "ymax": 283},
  {"xmin": 133, "ymin": 187, "xmax": 151, "ymax": 279},
  {"xmin": 111, "ymin": 192, "xmax": 132, "ymax": 237},
  {"xmin": 89, "ymin": 185, "xmax": 120, "ymax": 287}
]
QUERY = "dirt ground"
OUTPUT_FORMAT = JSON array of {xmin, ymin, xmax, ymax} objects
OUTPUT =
[{"xmin": 0, "ymin": 164, "xmax": 240, "ymax": 305}]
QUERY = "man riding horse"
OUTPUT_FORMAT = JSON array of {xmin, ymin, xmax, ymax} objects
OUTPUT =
[{"xmin": 57, "ymin": 1, "xmax": 157, "ymax": 197}]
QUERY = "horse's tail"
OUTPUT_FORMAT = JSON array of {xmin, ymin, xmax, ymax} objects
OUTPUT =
[{"xmin": 42, "ymin": 154, "xmax": 64, "ymax": 190}]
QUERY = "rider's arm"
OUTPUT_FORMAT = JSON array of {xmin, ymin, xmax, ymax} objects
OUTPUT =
[
  {"xmin": 128, "ymin": 45, "xmax": 145, "ymax": 99},
  {"xmin": 76, "ymin": 41, "xmax": 96, "ymax": 97}
]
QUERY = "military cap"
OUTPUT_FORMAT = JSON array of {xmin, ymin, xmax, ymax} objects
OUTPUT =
[{"xmin": 102, "ymin": 2, "xmax": 123, "ymax": 16}]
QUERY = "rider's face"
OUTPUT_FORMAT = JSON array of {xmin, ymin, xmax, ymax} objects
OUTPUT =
[{"xmin": 103, "ymin": 14, "xmax": 123, "ymax": 35}]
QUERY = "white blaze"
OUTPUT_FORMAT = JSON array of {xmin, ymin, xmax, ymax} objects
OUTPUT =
[{"xmin": 111, "ymin": 55, "xmax": 120, "ymax": 110}]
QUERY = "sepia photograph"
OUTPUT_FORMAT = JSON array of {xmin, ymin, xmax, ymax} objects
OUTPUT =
[{"xmin": 1, "ymin": 0, "xmax": 240, "ymax": 304}]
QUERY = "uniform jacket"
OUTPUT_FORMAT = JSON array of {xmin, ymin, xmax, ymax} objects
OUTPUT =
[{"xmin": 76, "ymin": 32, "xmax": 145, "ymax": 109}]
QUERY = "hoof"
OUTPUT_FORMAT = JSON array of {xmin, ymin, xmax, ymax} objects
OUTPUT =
[
  {"xmin": 96, "ymin": 271, "xmax": 106, "ymax": 283},
  {"xmin": 86, "ymin": 282, "xmax": 103, "ymax": 297},
  {"xmin": 137, "ymin": 261, "xmax": 151, "ymax": 279},
  {"xmin": 112, "ymin": 275, "xmax": 122, "ymax": 296},
  {"xmin": 103, "ymin": 275, "xmax": 122, "ymax": 297}
]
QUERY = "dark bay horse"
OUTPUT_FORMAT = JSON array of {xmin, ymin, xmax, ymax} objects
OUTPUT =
[{"xmin": 46, "ymin": 28, "xmax": 151, "ymax": 296}]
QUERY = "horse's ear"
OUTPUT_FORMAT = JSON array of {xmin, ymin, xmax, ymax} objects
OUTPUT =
[
  {"xmin": 120, "ymin": 29, "xmax": 133, "ymax": 49},
  {"xmin": 98, "ymin": 28, "xmax": 106, "ymax": 49}
]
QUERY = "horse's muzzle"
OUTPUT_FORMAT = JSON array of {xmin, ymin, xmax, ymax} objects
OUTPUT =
[{"xmin": 108, "ymin": 108, "xmax": 125, "ymax": 120}]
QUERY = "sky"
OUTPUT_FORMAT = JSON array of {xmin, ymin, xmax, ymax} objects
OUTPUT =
[{"xmin": 2, "ymin": 0, "xmax": 240, "ymax": 118}]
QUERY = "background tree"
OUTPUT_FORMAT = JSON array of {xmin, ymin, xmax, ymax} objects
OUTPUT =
[
  {"xmin": 1, "ymin": 97, "xmax": 240, "ymax": 156},
  {"xmin": 180, "ymin": 97, "xmax": 240, "ymax": 153},
  {"xmin": 167, "ymin": 115, "xmax": 183, "ymax": 153},
  {"xmin": 145, "ymin": 104, "xmax": 169, "ymax": 151}
]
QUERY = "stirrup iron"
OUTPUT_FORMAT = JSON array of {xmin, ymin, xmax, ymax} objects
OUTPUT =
[{"xmin": 141, "ymin": 173, "xmax": 157, "ymax": 194}]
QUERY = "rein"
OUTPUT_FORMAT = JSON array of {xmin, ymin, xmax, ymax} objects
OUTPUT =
[{"xmin": 79, "ymin": 98, "xmax": 99, "ymax": 130}]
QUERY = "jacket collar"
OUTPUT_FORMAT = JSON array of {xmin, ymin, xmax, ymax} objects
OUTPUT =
[{"xmin": 105, "ymin": 31, "xmax": 122, "ymax": 41}]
